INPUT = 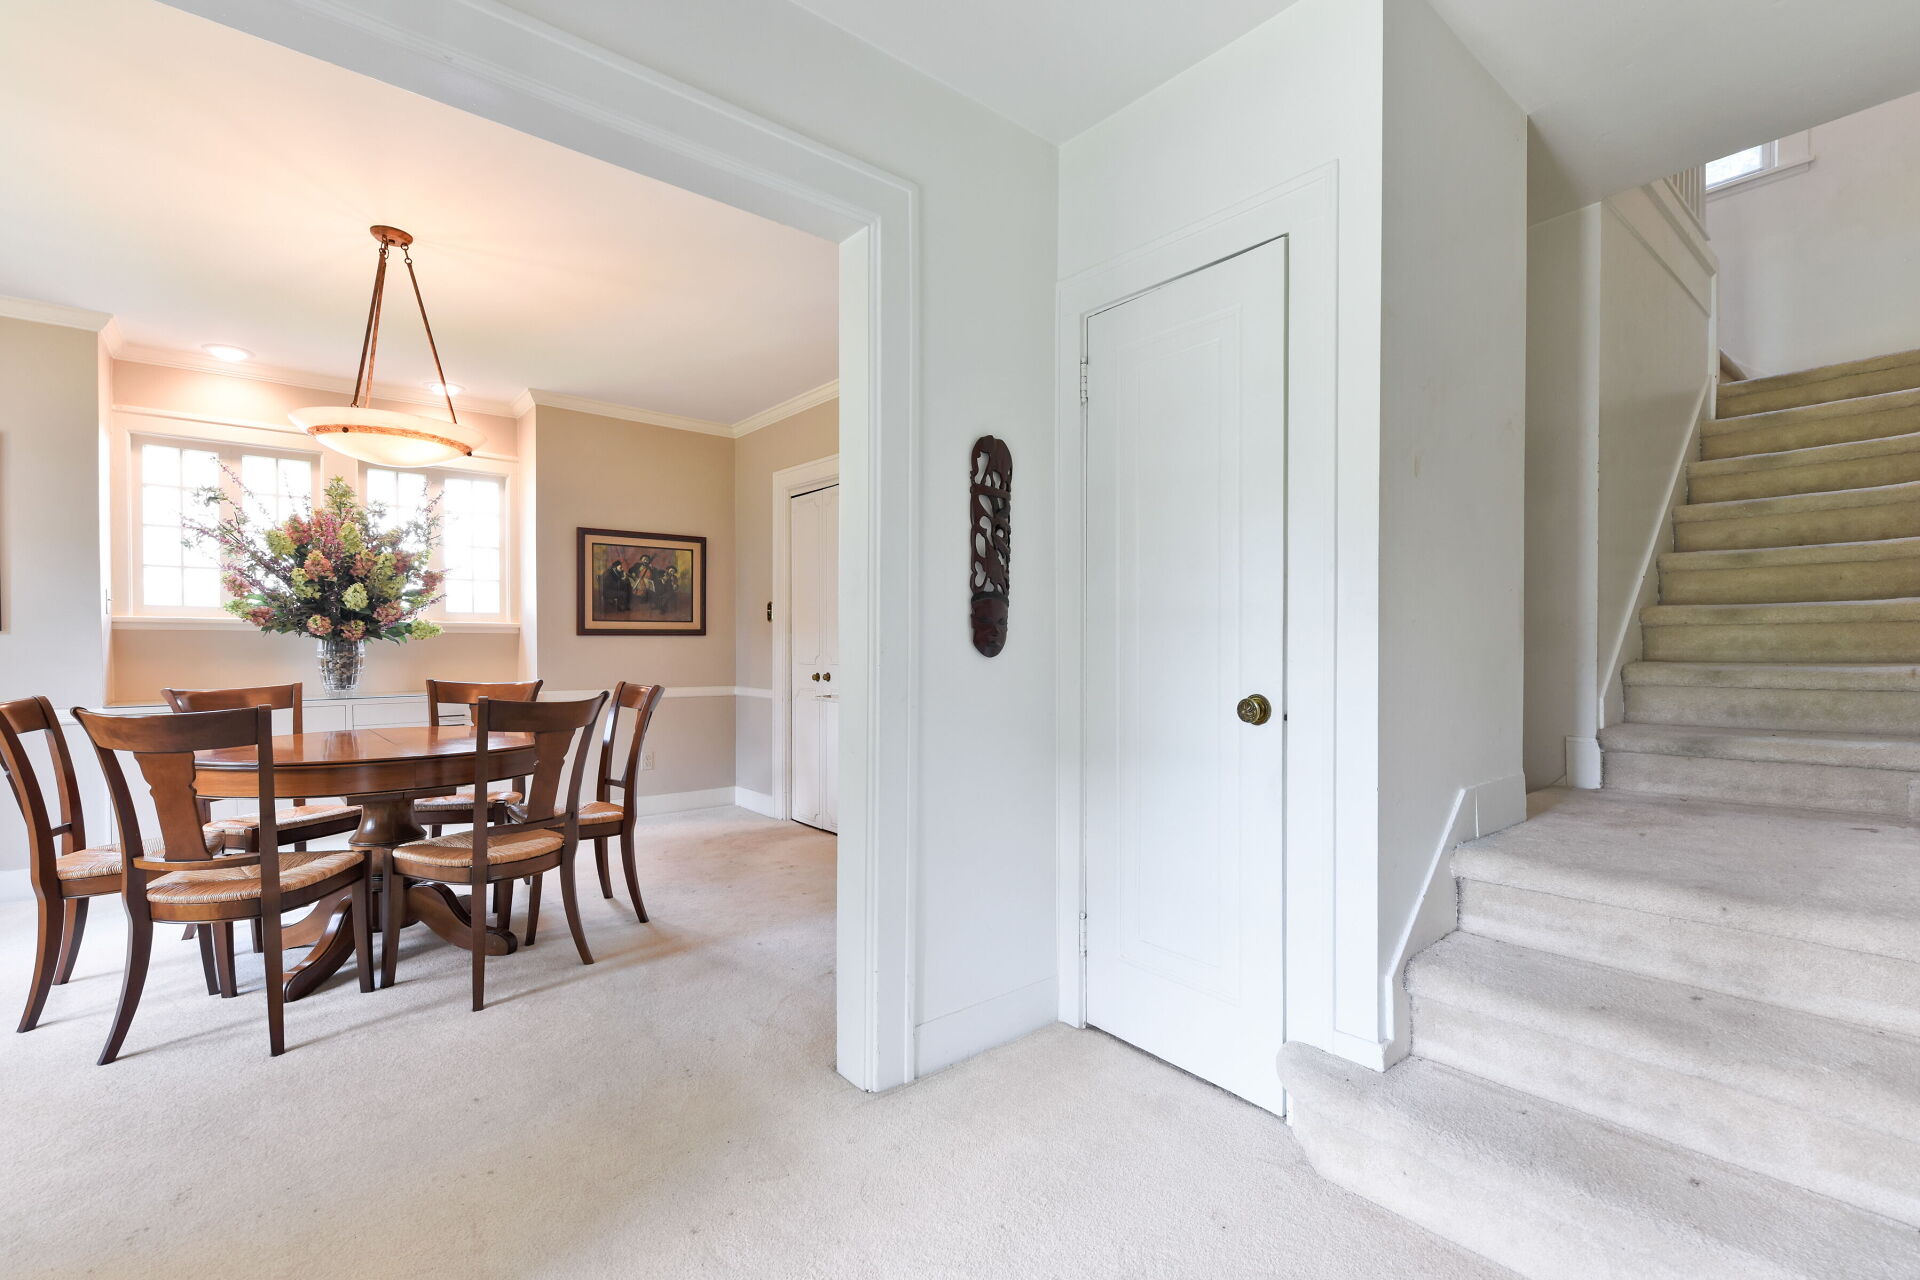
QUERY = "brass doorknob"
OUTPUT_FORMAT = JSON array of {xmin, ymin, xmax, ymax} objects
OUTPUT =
[
  {"xmin": 822, "ymin": 672, "xmax": 831, "ymax": 682},
  {"xmin": 1236, "ymin": 693, "xmax": 1272, "ymax": 726},
  {"xmin": 811, "ymin": 672, "xmax": 822, "ymax": 682}
]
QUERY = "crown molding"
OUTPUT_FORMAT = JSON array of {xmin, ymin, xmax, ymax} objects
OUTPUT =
[
  {"xmin": 109, "ymin": 341, "xmax": 520, "ymax": 418},
  {"xmin": 731, "ymin": 379, "xmax": 839, "ymax": 437},
  {"xmin": 508, "ymin": 389, "xmax": 536, "ymax": 420},
  {"xmin": 0, "ymin": 293, "xmax": 114, "ymax": 332},
  {"xmin": 522, "ymin": 389, "xmax": 734, "ymax": 437}
]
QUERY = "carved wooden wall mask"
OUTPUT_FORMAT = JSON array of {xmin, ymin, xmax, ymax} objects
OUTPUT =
[{"xmin": 969, "ymin": 435, "xmax": 1011, "ymax": 657}]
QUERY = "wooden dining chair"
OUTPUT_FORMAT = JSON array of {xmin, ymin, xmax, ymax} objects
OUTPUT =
[
  {"xmin": 0, "ymin": 696, "xmax": 130, "ymax": 1033},
  {"xmin": 161, "ymin": 684, "xmax": 362, "ymax": 852},
  {"xmin": 531, "ymin": 681, "xmax": 665, "ymax": 935},
  {"xmin": 383, "ymin": 692, "xmax": 606, "ymax": 1009},
  {"xmin": 164, "ymin": 682, "xmax": 363, "ymax": 977},
  {"xmin": 73, "ymin": 705, "xmax": 374, "ymax": 1063},
  {"xmin": 413, "ymin": 678, "xmax": 544, "ymax": 835}
]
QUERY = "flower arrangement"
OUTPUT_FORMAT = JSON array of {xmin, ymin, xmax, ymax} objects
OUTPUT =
[{"xmin": 190, "ymin": 473, "xmax": 444, "ymax": 645}]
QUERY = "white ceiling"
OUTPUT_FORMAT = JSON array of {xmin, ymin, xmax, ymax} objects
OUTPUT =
[
  {"xmin": 786, "ymin": 0, "xmax": 1920, "ymax": 217},
  {"xmin": 786, "ymin": 0, "xmax": 1300, "ymax": 143},
  {"xmin": 0, "ymin": 0, "xmax": 838, "ymax": 423}
]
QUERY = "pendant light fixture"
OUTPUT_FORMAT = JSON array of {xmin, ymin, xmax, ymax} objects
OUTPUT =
[{"xmin": 290, "ymin": 225, "xmax": 486, "ymax": 467}]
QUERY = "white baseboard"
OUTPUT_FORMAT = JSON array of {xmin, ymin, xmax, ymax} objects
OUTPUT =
[
  {"xmin": 1381, "ymin": 771, "xmax": 1527, "ymax": 1066},
  {"xmin": 913, "ymin": 976, "xmax": 1059, "ymax": 1077},
  {"xmin": 625, "ymin": 786, "xmax": 738, "ymax": 817},
  {"xmin": 1566, "ymin": 735, "xmax": 1603, "ymax": 789},
  {"xmin": 731, "ymin": 787, "xmax": 779, "ymax": 817}
]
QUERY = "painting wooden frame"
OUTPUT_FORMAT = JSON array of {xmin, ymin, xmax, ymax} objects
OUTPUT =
[{"xmin": 575, "ymin": 527, "xmax": 707, "ymax": 636}]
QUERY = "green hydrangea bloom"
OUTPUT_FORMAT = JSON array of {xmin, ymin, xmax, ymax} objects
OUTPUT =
[
  {"xmin": 409, "ymin": 620, "xmax": 443, "ymax": 640},
  {"xmin": 265, "ymin": 528, "xmax": 296, "ymax": 558},
  {"xmin": 342, "ymin": 582, "xmax": 369, "ymax": 612}
]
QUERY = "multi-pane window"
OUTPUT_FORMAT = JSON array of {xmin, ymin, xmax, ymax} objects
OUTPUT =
[
  {"xmin": 139, "ymin": 443, "xmax": 221, "ymax": 608},
  {"xmin": 364, "ymin": 466, "xmax": 507, "ymax": 617},
  {"xmin": 239, "ymin": 453, "xmax": 314, "ymax": 528}
]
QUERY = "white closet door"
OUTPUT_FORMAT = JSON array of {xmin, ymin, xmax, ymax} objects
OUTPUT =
[
  {"xmin": 788, "ymin": 484, "xmax": 840, "ymax": 832},
  {"xmin": 1083, "ymin": 237, "xmax": 1288, "ymax": 1113}
]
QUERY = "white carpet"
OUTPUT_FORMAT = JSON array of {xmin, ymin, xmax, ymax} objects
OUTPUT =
[{"xmin": 0, "ymin": 808, "xmax": 1506, "ymax": 1279}]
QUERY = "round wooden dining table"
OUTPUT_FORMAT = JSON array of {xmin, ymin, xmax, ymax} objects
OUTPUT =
[{"xmin": 194, "ymin": 725, "xmax": 538, "ymax": 1000}]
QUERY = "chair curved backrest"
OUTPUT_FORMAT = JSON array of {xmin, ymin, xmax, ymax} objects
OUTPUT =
[
  {"xmin": 0, "ymin": 696, "xmax": 89, "ymax": 895},
  {"xmin": 595, "ymin": 683, "xmax": 666, "ymax": 826},
  {"xmin": 73, "ymin": 706, "xmax": 278, "ymax": 875},
  {"xmin": 163, "ymin": 682, "xmax": 304, "ymax": 733},
  {"xmin": 426, "ymin": 679, "xmax": 543, "ymax": 726},
  {"xmin": 475, "ymin": 694, "xmax": 605, "ymax": 832}
]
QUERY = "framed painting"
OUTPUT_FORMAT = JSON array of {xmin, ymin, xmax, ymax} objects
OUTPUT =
[{"xmin": 576, "ymin": 527, "xmax": 707, "ymax": 636}]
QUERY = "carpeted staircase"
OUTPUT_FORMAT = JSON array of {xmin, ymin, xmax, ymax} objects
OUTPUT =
[{"xmin": 1280, "ymin": 348, "xmax": 1920, "ymax": 1278}]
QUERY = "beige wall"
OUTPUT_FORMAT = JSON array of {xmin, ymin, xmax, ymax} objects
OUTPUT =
[
  {"xmin": 530, "ymin": 404, "xmax": 737, "ymax": 800},
  {"xmin": 729, "ymin": 398, "xmax": 837, "ymax": 797}
]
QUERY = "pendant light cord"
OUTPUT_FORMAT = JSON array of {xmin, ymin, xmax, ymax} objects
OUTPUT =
[
  {"xmin": 403, "ymin": 245, "xmax": 460, "ymax": 425},
  {"xmin": 347, "ymin": 236, "xmax": 460, "ymax": 425}
]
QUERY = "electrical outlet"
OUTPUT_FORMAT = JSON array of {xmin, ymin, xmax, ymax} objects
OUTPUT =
[{"xmin": 641, "ymin": 750, "xmax": 656, "ymax": 771}]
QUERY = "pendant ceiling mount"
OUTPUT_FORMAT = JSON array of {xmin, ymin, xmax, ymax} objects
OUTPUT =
[{"xmin": 290, "ymin": 224, "xmax": 486, "ymax": 467}]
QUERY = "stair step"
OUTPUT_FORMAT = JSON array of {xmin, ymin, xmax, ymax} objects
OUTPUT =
[
  {"xmin": 1671, "ymin": 479, "xmax": 1920, "ymax": 552},
  {"xmin": 1623, "ymin": 661, "xmax": 1920, "ymax": 731},
  {"xmin": 1659, "ymin": 537, "xmax": 1920, "ymax": 604},
  {"xmin": 1409, "ymin": 932, "xmax": 1920, "ymax": 1224},
  {"xmin": 1702, "ymin": 387, "xmax": 1920, "ymax": 460},
  {"xmin": 1688, "ymin": 430, "xmax": 1920, "ymax": 503},
  {"xmin": 1719, "ymin": 347, "xmax": 1920, "ymax": 418},
  {"xmin": 1279, "ymin": 1042, "xmax": 1920, "ymax": 1280},
  {"xmin": 1600, "ymin": 722, "xmax": 1920, "ymax": 817},
  {"xmin": 1453, "ymin": 789, "xmax": 1920, "ymax": 1037},
  {"xmin": 1640, "ymin": 597, "xmax": 1920, "ymax": 663}
]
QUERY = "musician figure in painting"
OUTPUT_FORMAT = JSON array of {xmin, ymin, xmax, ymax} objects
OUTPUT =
[{"xmin": 601, "ymin": 556, "xmax": 633, "ymax": 615}]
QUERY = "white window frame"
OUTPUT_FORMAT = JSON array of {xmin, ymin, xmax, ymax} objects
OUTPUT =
[
  {"xmin": 123, "ymin": 431, "xmax": 323, "ymax": 619},
  {"xmin": 357, "ymin": 462, "xmax": 514, "ymax": 623},
  {"xmin": 1705, "ymin": 131, "xmax": 1813, "ymax": 198}
]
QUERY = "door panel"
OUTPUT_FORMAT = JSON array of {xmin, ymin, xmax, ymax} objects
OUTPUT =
[
  {"xmin": 789, "ymin": 484, "xmax": 840, "ymax": 832},
  {"xmin": 1084, "ymin": 238, "xmax": 1287, "ymax": 1113}
]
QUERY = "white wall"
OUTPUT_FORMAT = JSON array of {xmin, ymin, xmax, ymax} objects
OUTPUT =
[
  {"xmin": 1061, "ymin": 0, "xmax": 1527, "ymax": 1068},
  {"xmin": 1524, "ymin": 184, "xmax": 1714, "ymax": 790},
  {"xmin": 1711, "ymin": 89, "xmax": 1920, "ymax": 375},
  {"xmin": 1375, "ymin": 0, "xmax": 1529, "ymax": 1059}
]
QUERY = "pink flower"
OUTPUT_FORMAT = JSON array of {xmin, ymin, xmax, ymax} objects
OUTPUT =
[
  {"xmin": 248, "ymin": 607, "xmax": 274, "ymax": 627},
  {"xmin": 354, "ymin": 551, "xmax": 378, "ymax": 579},
  {"xmin": 339, "ymin": 619, "xmax": 366, "ymax": 641},
  {"xmin": 285, "ymin": 516, "xmax": 310, "ymax": 544},
  {"xmin": 373, "ymin": 602, "xmax": 404, "ymax": 625},
  {"xmin": 306, "ymin": 615, "xmax": 333, "ymax": 637},
  {"xmin": 303, "ymin": 550, "xmax": 334, "ymax": 578},
  {"xmin": 392, "ymin": 551, "xmax": 413, "ymax": 575},
  {"xmin": 420, "ymin": 570, "xmax": 444, "ymax": 594}
]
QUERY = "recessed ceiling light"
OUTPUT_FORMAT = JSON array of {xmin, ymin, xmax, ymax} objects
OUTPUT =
[
  {"xmin": 202, "ymin": 343, "xmax": 252, "ymax": 362},
  {"xmin": 426, "ymin": 381, "xmax": 463, "ymax": 397}
]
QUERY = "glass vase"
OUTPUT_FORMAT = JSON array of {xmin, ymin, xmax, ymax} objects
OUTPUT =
[{"xmin": 315, "ymin": 635, "xmax": 365, "ymax": 697}]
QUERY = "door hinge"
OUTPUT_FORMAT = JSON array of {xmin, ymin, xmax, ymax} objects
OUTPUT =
[
  {"xmin": 1077, "ymin": 910, "xmax": 1089, "ymax": 956},
  {"xmin": 1079, "ymin": 359, "xmax": 1089, "ymax": 405}
]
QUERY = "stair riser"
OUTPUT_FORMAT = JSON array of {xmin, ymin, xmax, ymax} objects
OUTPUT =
[
  {"xmin": 1285, "ymin": 1085, "xmax": 1793, "ymax": 1280},
  {"xmin": 1625, "ymin": 683, "xmax": 1920, "ymax": 732},
  {"xmin": 1703, "ymin": 403, "xmax": 1920, "ymax": 460},
  {"xmin": 1642, "ymin": 619, "xmax": 1920, "ymax": 663},
  {"xmin": 1414, "ymin": 997, "xmax": 1920, "ymax": 1227},
  {"xmin": 1689, "ymin": 451, "xmax": 1920, "ymax": 503},
  {"xmin": 1720, "ymin": 365, "xmax": 1920, "ymax": 418},
  {"xmin": 1457, "ymin": 879, "xmax": 1920, "ymax": 1040},
  {"xmin": 1604, "ymin": 750, "xmax": 1920, "ymax": 818},
  {"xmin": 1660, "ymin": 557, "xmax": 1920, "ymax": 603},
  {"xmin": 1673, "ymin": 502, "xmax": 1920, "ymax": 551}
]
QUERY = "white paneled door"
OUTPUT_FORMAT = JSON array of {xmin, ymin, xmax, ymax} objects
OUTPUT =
[
  {"xmin": 1083, "ymin": 237, "xmax": 1288, "ymax": 1113},
  {"xmin": 789, "ymin": 483, "xmax": 840, "ymax": 832}
]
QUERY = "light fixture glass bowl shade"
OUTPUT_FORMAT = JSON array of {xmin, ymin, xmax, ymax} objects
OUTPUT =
[{"xmin": 288, "ymin": 404, "xmax": 486, "ymax": 467}]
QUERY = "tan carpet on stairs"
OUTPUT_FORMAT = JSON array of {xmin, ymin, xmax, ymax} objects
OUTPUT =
[{"xmin": 0, "ymin": 807, "xmax": 1506, "ymax": 1280}]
